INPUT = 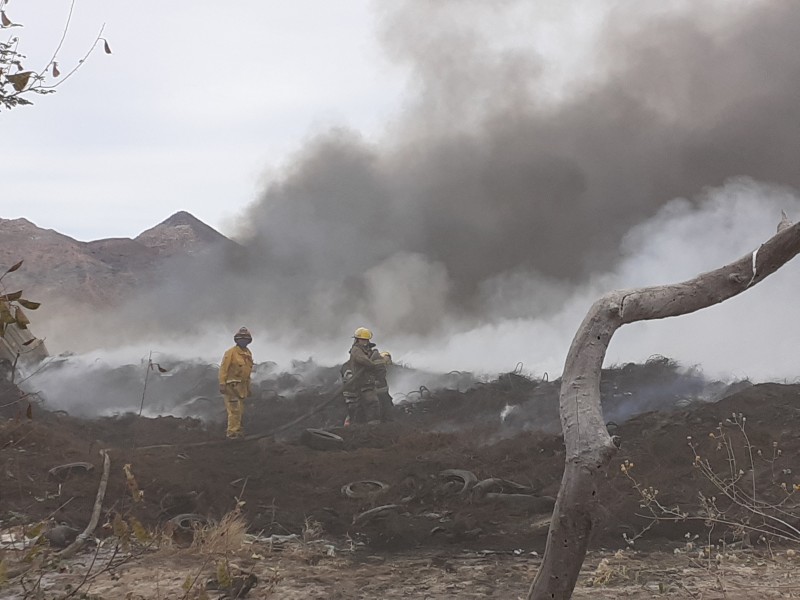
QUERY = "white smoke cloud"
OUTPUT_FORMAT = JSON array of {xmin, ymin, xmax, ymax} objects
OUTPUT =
[
  {"xmin": 23, "ymin": 179, "xmax": 800, "ymax": 418},
  {"xmin": 608, "ymin": 178, "xmax": 800, "ymax": 381},
  {"xmin": 400, "ymin": 178, "xmax": 800, "ymax": 380}
]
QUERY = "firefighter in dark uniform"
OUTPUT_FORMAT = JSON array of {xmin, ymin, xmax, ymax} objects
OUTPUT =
[{"xmin": 343, "ymin": 327, "xmax": 387, "ymax": 424}]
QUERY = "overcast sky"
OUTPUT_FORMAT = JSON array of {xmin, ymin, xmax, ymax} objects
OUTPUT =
[
  {"xmin": 1, "ymin": 1, "xmax": 410, "ymax": 240},
  {"xmin": 2, "ymin": 1, "xmax": 613, "ymax": 241}
]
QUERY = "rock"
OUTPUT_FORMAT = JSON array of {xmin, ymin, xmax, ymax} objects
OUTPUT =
[{"xmin": 42, "ymin": 525, "xmax": 80, "ymax": 548}]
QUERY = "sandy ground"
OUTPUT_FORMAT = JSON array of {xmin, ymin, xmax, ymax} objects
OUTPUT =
[{"xmin": 2, "ymin": 539, "xmax": 799, "ymax": 599}]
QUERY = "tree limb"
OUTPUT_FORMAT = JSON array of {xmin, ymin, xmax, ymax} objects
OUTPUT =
[{"xmin": 528, "ymin": 218, "xmax": 800, "ymax": 599}]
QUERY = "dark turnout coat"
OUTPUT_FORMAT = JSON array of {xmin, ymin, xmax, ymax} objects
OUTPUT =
[{"xmin": 347, "ymin": 342, "xmax": 384, "ymax": 391}]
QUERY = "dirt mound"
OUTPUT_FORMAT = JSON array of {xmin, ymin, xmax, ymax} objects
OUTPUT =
[{"xmin": 2, "ymin": 361, "xmax": 795, "ymax": 555}]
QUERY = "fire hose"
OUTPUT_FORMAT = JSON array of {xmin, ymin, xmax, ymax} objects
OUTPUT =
[{"xmin": 132, "ymin": 380, "xmax": 352, "ymax": 451}]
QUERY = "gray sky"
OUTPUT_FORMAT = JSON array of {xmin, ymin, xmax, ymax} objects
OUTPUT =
[{"xmin": 1, "ymin": 1, "xmax": 406, "ymax": 240}]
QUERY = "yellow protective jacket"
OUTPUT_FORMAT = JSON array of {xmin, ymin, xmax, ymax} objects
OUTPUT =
[{"xmin": 219, "ymin": 346, "xmax": 254, "ymax": 399}]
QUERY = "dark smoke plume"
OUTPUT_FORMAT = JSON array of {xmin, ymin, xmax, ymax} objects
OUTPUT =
[
  {"xmin": 231, "ymin": 2, "xmax": 800, "ymax": 323},
  {"xmin": 86, "ymin": 1, "xmax": 800, "ymax": 362}
]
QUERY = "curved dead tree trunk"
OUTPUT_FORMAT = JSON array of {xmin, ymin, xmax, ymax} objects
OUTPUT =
[{"xmin": 528, "ymin": 217, "xmax": 800, "ymax": 600}]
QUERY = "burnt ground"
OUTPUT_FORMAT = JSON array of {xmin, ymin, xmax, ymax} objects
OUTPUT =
[{"xmin": 1, "ymin": 359, "xmax": 799, "ymax": 597}]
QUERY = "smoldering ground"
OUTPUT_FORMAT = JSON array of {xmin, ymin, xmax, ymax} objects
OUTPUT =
[
  {"xmin": 18, "ymin": 353, "xmax": 486, "ymax": 419},
  {"xmin": 35, "ymin": 1, "xmax": 800, "ymax": 381}
]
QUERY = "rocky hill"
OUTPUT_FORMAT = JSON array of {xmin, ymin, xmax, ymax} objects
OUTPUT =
[
  {"xmin": 134, "ymin": 210, "xmax": 231, "ymax": 258},
  {"xmin": 0, "ymin": 211, "xmax": 234, "ymax": 307}
]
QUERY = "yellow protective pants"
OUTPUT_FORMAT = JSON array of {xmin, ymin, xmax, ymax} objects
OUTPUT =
[{"xmin": 224, "ymin": 393, "xmax": 244, "ymax": 438}]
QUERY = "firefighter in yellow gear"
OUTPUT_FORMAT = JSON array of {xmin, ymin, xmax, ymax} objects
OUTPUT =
[{"xmin": 219, "ymin": 327, "xmax": 254, "ymax": 439}]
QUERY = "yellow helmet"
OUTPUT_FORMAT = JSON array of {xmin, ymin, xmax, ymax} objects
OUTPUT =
[
  {"xmin": 353, "ymin": 327, "xmax": 373, "ymax": 340},
  {"xmin": 380, "ymin": 351, "xmax": 392, "ymax": 365}
]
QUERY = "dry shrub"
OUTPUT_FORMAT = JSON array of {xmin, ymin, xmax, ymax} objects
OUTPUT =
[
  {"xmin": 190, "ymin": 510, "xmax": 247, "ymax": 557},
  {"xmin": 282, "ymin": 518, "xmax": 336, "ymax": 565},
  {"xmin": 301, "ymin": 517, "xmax": 323, "ymax": 543},
  {"xmin": 587, "ymin": 551, "xmax": 639, "ymax": 588},
  {"xmin": 179, "ymin": 511, "xmax": 249, "ymax": 599},
  {"xmin": 623, "ymin": 413, "xmax": 800, "ymax": 549}
]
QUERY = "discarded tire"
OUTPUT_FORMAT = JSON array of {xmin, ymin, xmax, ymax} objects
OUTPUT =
[
  {"xmin": 47, "ymin": 462, "xmax": 94, "ymax": 482},
  {"xmin": 301, "ymin": 428, "xmax": 344, "ymax": 451},
  {"xmin": 159, "ymin": 491, "xmax": 200, "ymax": 516},
  {"xmin": 438, "ymin": 469, "xmax": 477, "ymax": 494},
  {"xmin": 168, "ymin": 514, "xmax": 209, "ymax": 531},
  {"xmin": 352, "ymin": 504, "xmax": 401, "ymax": 527},
  {"xmin": 472, "ymin": 478, "xmax": 533, "ymax": 496},
  {"xmin": 341, "ymin": 480, "xmax": 390, "ymax": 499}
]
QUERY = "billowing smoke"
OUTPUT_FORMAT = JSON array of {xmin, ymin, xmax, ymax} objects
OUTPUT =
[
  {"xmin": 36, "ymin": 1, "xmax": 800, "ymax": 381},
  {"xmin": 234, "ymin": 0, "xmax": 800, "ymax": 309}
]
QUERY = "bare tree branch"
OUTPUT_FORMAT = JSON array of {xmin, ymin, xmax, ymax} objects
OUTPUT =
[{"xmin": 528, "ymin": 217, "xmax": 800, "ymax": 599}]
